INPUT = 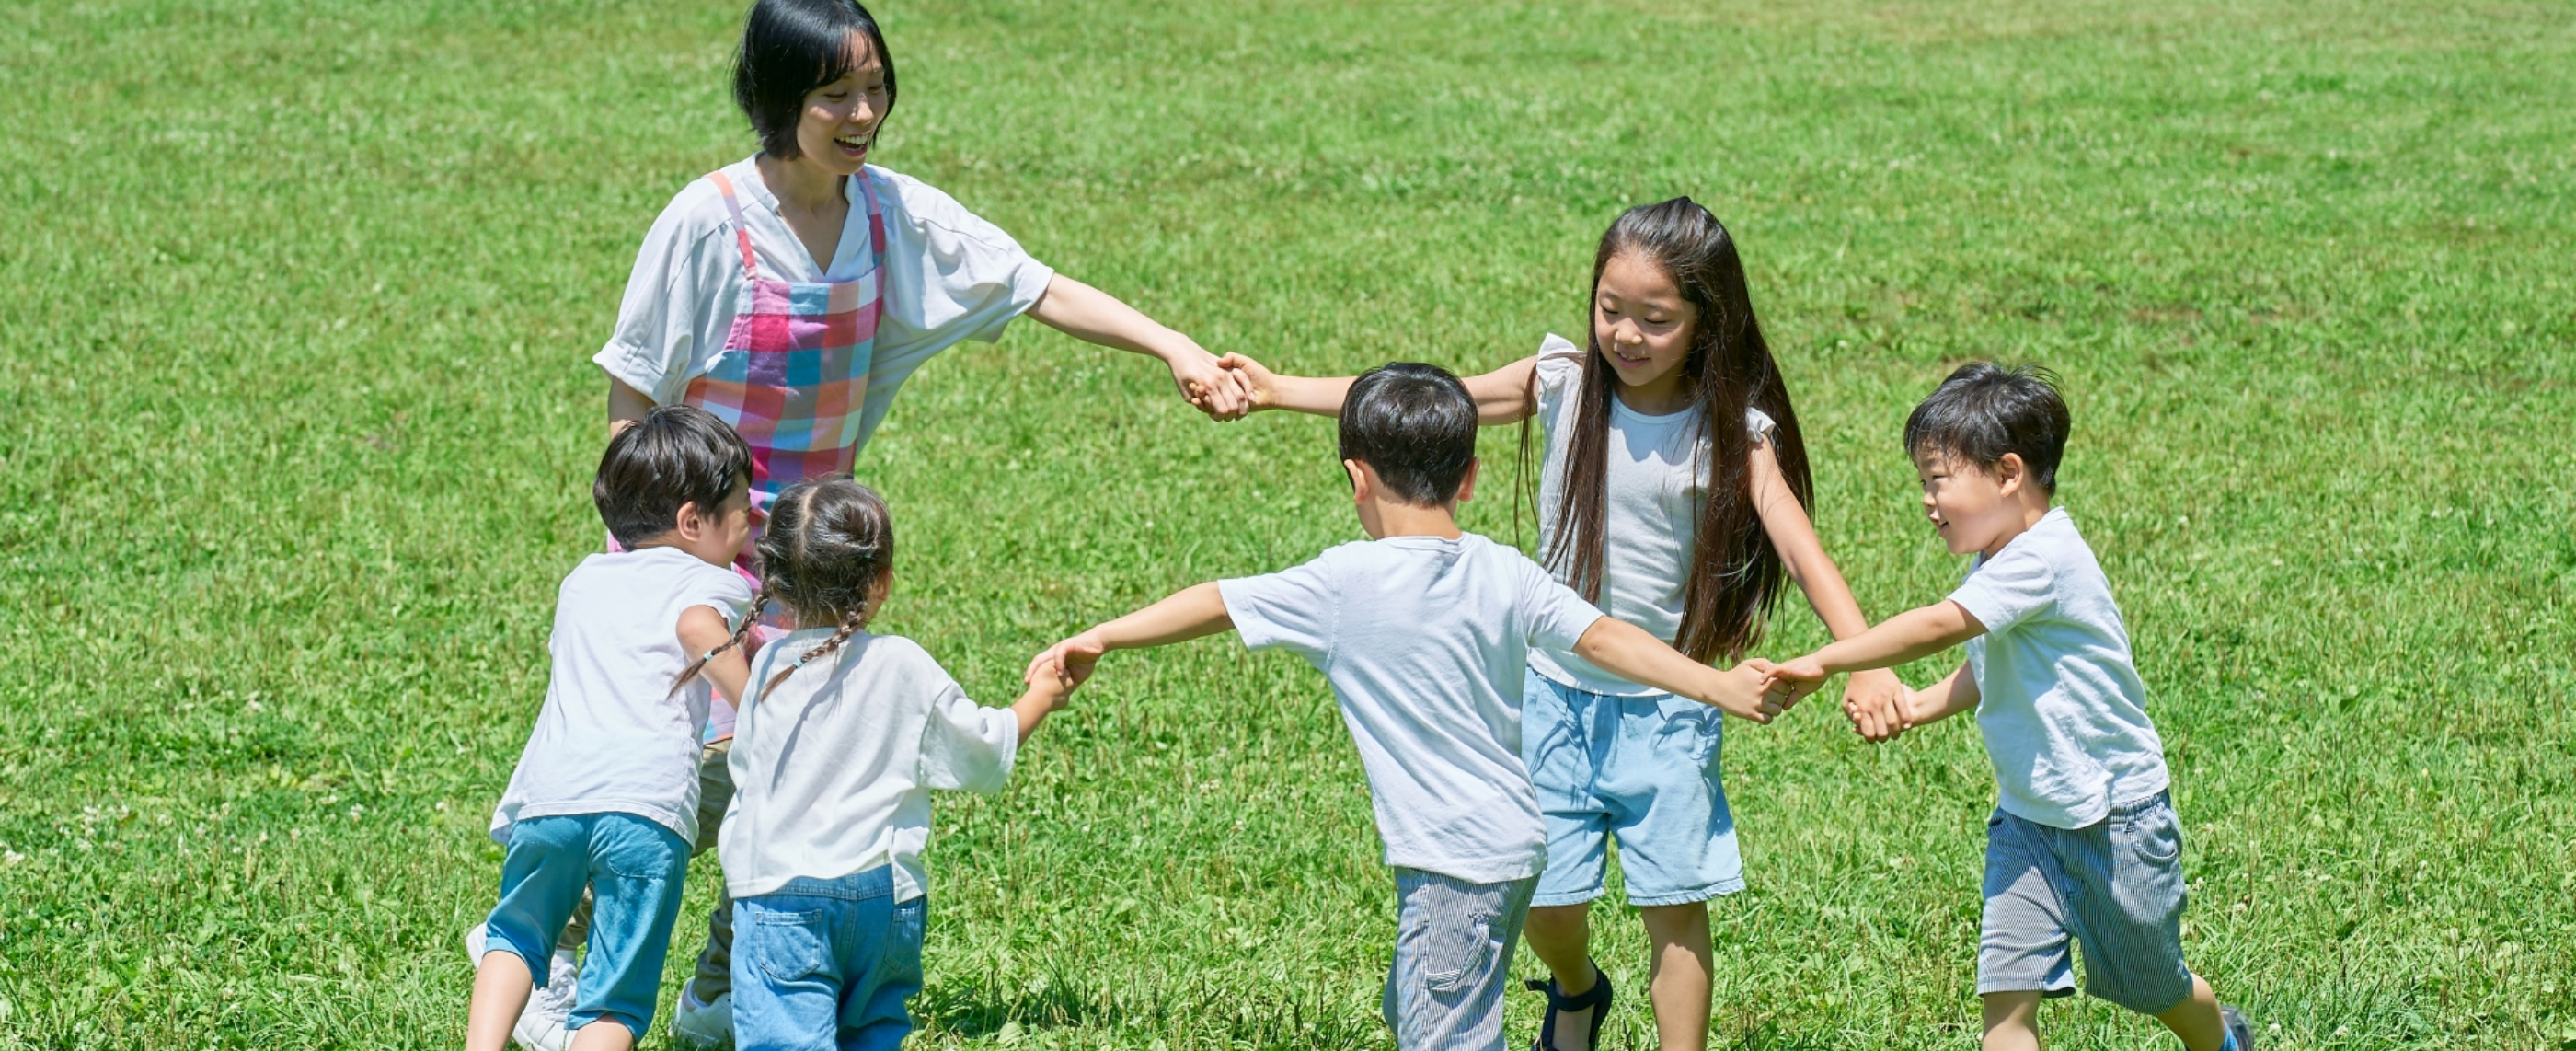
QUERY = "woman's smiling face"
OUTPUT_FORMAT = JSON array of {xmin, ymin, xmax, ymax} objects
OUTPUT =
[
  {"xmin": 790, "ymin": 31, "xmax": 891, "ymax": 175},
  {"xmin": 1592, "ymin": 251, "xmax": 1699, "ymax": 407}
]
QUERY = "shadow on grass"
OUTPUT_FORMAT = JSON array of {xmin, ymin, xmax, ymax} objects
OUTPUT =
[{"xmin": 913, "ymin": 965, "xmax": 1389, "ymax": 1047}]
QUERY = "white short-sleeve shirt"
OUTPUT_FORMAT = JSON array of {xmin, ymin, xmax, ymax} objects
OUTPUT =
[
  {"xmin": 1218, "ymin": 533, "xmax": 1605, "ymax": 884},
  {"xmin": 719, "ymin": 629, "xmax": 1019, "ymax": 902},
  {"xmin": 1525, "ymin": 334, "xmax": 1776, "ymax": 695},
  {"xmin": 1949, "ymin": 508, "xmax": 2170, "ymax": 829},
  {"xmin": 592, "ymin": 157, "xmax": 1058, "ymax": 455},
  {"xmin": 490, "ymin": 548, "xmax": 754, "ymax": 845}
]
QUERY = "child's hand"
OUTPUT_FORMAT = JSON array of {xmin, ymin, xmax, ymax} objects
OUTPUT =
[
  {"xmin": 1709, "ymin": 661, "xmax": 1787, "ymax": 724},
  {"xmin": 1171, "ymin": 349, "xmax": 1250, "ymax": 422},
  {"xmin": 1024, "ymin": 630, "xmax": 1109, "ymax": 694},
  {"xmin": 1842, "ymin": 668, "xmax": 1911, "ymax": 742},
  {"xmin": 1214, "ymin": 352, "xmax": 1279, "ymax": 412},
  {"xmin": 1764, "ymin": 655, "xmax": 1828, "ymax": 690}
]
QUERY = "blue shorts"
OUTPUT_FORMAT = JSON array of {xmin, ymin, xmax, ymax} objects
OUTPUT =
[
  {"xmin": 1522, "ymin": 666, "xmax": 1743, "ymax": 907},
  {"xmin": 482, "ymin": 813, "xmax": 692, "ymax": 1040},
  {"xmin": 1979, "ymin": 792, "xmax": 2195, "ymax": 1014},
  {"xmin": 730, "ymin": 865, "xmax": 926, "ymax": 1051}
]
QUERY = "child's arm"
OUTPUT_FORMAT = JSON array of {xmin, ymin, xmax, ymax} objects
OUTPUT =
[
  {"xmin": 1028, "ymin": 275, "xmax": 1249, "ymax": 420},
  {"xmin": 1745, "ymin": 440, "xmax": 1911, "ymax": 740},
  {"xmin": 1025, "ymin": 582, "xmax": 1236, "ymax": 686},
  {"xmin": 1570, "ymin": 617, "xmax": 1785, "ymax": 723},
  {"xmin": 1010, "ymin": 659, "xmax": 1078, "ymax": 743},
  {"xmin": 1218, "ymin": 352, "xmax": 1540, "ymax": 425},
  {"xmin": 1899, "ymin": 664, "xmax": 1982, "ymax": 728},
  {"xmin": 1766, "ymin": 600, "xmax": 1986, "ymax": 685},
  {"xmin": 674, "ymin": 605, "xmax": 753, "ymax": 708}
]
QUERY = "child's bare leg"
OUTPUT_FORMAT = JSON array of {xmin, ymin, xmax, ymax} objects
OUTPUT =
[
  {"xmin": 2155, "ymin": 976, "xmax": 2225, "ymax": 1051},
  {"xmin": 567, "ymin": 1020, "xmax": 637, "ymax": 1051},
  {"xmin": 1981, "ymin": 990, "xmax": 2042, "ymax": 1051},
  {"xmin": 1638, "ymin": 902, "xmax": 1712, "ymax": 1051},
  {"xmin": 465, "ymin": 952, "xmax": 534, "ymax": 1051},
  {"xmin": 1521, "ymin": 904, "xmax": 1600, "ymax": 1051}
]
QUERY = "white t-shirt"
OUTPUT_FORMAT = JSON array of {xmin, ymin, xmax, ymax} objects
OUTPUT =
[
  {"xmin": 592, "ymin": 156, "xmax": 1058, "ymax": 455},
  {"xmin": 1525, "ymin": 334, "xmax": 1777, "ymax": 696},
  {"xmin": 1218, "ymin": 533, "xmax": 1605, "ymax": 884},
  {"xmin": 1949, "ymin": 508, "xmax": 2170, "ymax": 829},
  {"xmin": 490, "ymin": 548, "xmax": 754, "ymax": 845},
  {"xmin": 719, "ymin": 629, "xmax": 1018, "ymax": 901}
]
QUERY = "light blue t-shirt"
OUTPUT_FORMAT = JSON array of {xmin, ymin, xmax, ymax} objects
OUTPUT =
[
  {"xmin": 1950, "ymin": 508, "xmax": 2169, "ymax": 830},
  {"xmin": 1219, "ymin": 533, "xmax": 1604, "ymax": 884}
]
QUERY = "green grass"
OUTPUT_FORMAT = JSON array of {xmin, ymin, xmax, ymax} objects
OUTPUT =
[{"xmin": 3, "ymin": 0, "xmax": 2572, "ymax": 1046}]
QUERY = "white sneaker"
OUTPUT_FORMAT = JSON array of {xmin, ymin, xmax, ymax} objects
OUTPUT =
[
  {"xmin": 465, "ymin": 924, "xmax": 577, "ymax": 1051},
  {"xmin": 668, "ymin": 988, "xmax": 734, "ymax": 1049}
]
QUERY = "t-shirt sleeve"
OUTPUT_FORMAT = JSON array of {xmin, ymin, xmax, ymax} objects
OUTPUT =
[
  {"xmin": 871, "ymin": 171, "xmax": 1056, "ymax": 368},
  {"xmin": 1532, "ymin": 334, "xmax": 1586, "ymax": 433},
  {"xmin": 1216, "ymin": 551, "xmax": 1341, "ymax": 664},
  {"xmin": 594, "ymin": 185, "xmax": 732, "ymax": 405},
  {"xmin": 1948, "ymin": 543, "xmax": 2056, "ymax": 636},
  {"xmin": 681, "ymin": 562, "xmax": 757, "ymax": 625},
  {"xmin": 1744, "ymin": 406, "xmax": 1778, "ymax": 446},
  {"xmin": 910, "ymin": 646, "xmax": 1020, "ymax": 792},
  {"xmin": 1517, "ymin": 554, "xmax": 1606, "ymax": 653}
]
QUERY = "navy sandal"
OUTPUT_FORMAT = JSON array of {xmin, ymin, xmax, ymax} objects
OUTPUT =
[{"xmin": 1525, "ymin": 963, "xmax": 1612, "ymax": 1051}]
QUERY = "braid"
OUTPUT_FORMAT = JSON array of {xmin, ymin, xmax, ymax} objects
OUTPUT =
[
  {"xmin": 755, "ymin": 607, "xmax": 866, "ymax": 706},
  {"xmin": 667, "ymin": 585, "xmax": 772, "ymax": 700}
]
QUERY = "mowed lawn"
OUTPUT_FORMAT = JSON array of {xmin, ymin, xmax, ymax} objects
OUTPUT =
[{"xmin": 2, "ymin": 0, "xmax": 2570, "ymax": 1047}]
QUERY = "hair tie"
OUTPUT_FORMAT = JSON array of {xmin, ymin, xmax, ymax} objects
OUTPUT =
[{"xmin": 700, "ymin": 648, "xmax": 724, "ymax": 664}]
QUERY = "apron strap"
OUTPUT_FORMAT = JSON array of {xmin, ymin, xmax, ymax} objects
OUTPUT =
[{"xmin": 706, "ymin": 171, "xmax": 761, "ymax": 280}]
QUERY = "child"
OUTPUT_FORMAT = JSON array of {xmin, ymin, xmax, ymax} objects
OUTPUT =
[
  {"xmin": 714, "ymin": 477, "xmax": 1073, "ymax": 1050},
  {"xmin": 1218, "ymin": 198, "xmax": 1905, "ymax": 1051},
  {"xmin": 563, "ymin": 1, "xmax": 1250, "ymax": 1042},
  {"xmin": 1763, "ymin": 364, "xmax": 2254, "ymax": 1051},
  {"xmin": 1029, "ymin": 364, "xmax": 1782, "ymax": 1051},
  {"xmin": 466, "ymin": 406, "xmax": 761, "ymax": 1051}
]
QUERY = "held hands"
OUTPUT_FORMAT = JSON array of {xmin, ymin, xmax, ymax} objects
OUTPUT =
[
  {"xmin": 1758, "ymin": 657, "xmax": 1912, "ymax": 743},
  {"xmin": 1169, "ymin": 349, "xmax": 1253, "ymax": 422},
  {"xmin": 1213, "ymin": 352, "xmax": 1280, "ymax": 412},
  {"xmin": 1841, "ymin": 667, "xmax": 1912, "ymax": 743},
  {"xmin": 1023, "ymin": 629, "xmax": 1110, "ymax": 702},
  {"xmin": 1707, "ymin": 660, "xmax": 1789, "ymax": 724}
]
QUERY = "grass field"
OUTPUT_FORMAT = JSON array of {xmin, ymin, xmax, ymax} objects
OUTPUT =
[{"xmin": 3, "ymin": 0, "xmax": 2572, "ymax": 1047}]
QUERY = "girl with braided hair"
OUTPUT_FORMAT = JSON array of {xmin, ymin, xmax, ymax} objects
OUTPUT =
[{"xmin": 711, "ymin": 478, "xmax": 1075, "ymax": 1049}]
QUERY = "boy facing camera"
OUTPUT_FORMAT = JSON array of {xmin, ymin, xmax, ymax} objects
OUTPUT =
[
  {"xmin": 1029, "ymin": 363, "xmax": 1780, "ymax": 1050},
  {"xmin": 1765, "ymin": 363, "xmax": 2253, "ymax": 1051}
]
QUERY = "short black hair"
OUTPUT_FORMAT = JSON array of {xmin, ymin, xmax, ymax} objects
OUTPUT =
[
  {"xmin": 734, "ymin": 0, "xmax": 898, "ymax": 161},
  {"xmin": 596, "ymin": 406, "xmax": 756, "ymax": 548},
  {"xmin": 1339, "ymin": 363, "xmax": 1478, "ymax": 506},
  {"xmin": 1903, "ymin": 362, "xmax": 2071, "ymax": 492}
]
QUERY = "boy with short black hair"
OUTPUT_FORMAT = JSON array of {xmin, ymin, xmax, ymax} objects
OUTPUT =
[
  {"xmin": 466, "ymin": 406, "xmax": 761, "ymax": 1051},
  {"xmin": 1030, "ymin": 363, "xmax": 1784, "ymax": 1051},
  {"xmin": 1765, "ymin": 363, "xmax": 2253, "ymax": 1051}
]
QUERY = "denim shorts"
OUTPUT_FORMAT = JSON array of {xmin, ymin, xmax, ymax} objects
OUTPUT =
[
  {"xmin": 1380, "ymin": 868, "xmax": 1536, "ymax": 1051},
  {"xmin": 482, "ymin": 812, "xmax": 692, "ymax": 1039},
  {"xmin": 1979, "ymin": 791, "xmax": 2195, "ymax": 1014},
  {"xmin": 731, "ymin": 865, "xmax": 926, "ymax": 1051},
  {"xmin": 1522, "ymin": 666, "xmax": 1743, "ymax": 907}
]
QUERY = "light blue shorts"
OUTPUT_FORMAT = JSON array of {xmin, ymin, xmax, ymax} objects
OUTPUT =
[
  {"xmin": 731, "ymin": 865, "xmax": 926, "ymax": 1051},
  {"xmin": 1523, "ymin": 666, "xmax": 1742, "ymax": 907},
  {"xmin": 483, "ymin": 812, "xmax": 692, "ymax": 1040}
]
